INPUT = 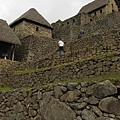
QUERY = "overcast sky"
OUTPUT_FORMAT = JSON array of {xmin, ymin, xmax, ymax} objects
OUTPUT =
[{"xmin": 0, "ymin": 0, "xmax": 93, "ymax": 24}]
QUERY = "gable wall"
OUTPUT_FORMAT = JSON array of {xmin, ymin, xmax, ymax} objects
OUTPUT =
[
  {"xmin": 107, "ymin": 0, "xmax": 119, "ymax": 13},
  {"xmin": 11, "ymin": 22, "xmax": 25, "ymax": 38}
]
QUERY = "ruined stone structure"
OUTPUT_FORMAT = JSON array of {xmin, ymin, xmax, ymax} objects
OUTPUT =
[
  {"xmin": 79, "ymin": 0, "xmax": 119, "ymax": 24},
  {"xmin": 1, "ymin": 0, "xmax": 118, "ymax": 62},
  {"xmin": 52, "ymin": 0, "xmax": 120, "ymax": 41},
  {"xmin": 0, "ymin": 0, "xmax": 120, "ymax": 119},
  {"xmin": 0, "ymin": 0, "xmax": 119, "ymax": 62}
]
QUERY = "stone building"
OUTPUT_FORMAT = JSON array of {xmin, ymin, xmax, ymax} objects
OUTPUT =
[
  {"xmin": 10, "ymin": 8, "xmax": 53, "ymax": 38},
  {"xmin": 0, "ymin": 19, "xmax": 21, "ymax": 60},
  {"xmin": 79, "ymin": 0, "xmax": 119, "ymax": 24},
  {"xmin": 8, "ymin": 8, "xmax": 55, "ymax": 62},
  {"xmin": 52, "ymin": 0, "xmax": 120, "ymax": 40}
]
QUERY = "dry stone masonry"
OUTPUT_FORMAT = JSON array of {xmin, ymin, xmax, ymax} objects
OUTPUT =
[
  {"xmin": 52, "ymin": 12, "xmax": 120, "ymax": 41},
  {"xmin": 0, "ymin": 80, "xmax": 120, "ymax": 120},
  {"xmin": 0, "ymin": 53, "xmax": 119, "ymax": 88}
]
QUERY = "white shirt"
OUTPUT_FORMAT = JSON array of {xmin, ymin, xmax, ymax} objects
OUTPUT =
[{"xmin": 58, "ymin": 40, "xmax": 64, "ymax": 47}]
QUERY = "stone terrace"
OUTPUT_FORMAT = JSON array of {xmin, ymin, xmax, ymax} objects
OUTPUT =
[
  {"xmin": 0, "ymin": 27, "xmax": 120, "ymax": 74},
  {"xmin": 0, "ymin": 52, "xmax": 119, "ymax": 88},
  {"xmin": 37, "ymin": 28, "xmax": 120, "ymax": 68}
]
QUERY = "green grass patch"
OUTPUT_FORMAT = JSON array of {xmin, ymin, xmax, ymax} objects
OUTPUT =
[
  {"xmin": 53, "ymin": 71, "xmax": 120, "ymax": 85},
  {"xmin": 0, "ymin": 86, "xmax": 13, "ymax": 91},
  {"xmin": 92, "ymin": 51, "xmax": 119, "ymax": 60},
  {"xmin": 12, "ymin": 67, "xmax": 52, "ymax": 75}
]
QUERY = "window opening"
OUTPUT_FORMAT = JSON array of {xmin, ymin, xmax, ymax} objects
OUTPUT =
[
  {"xmin": 94, "ymin": 12, "xmax": 96, "ymax": 16},
  {"xmin": 100, "ymin": 10, "xmax": 102, "ymax": 13},
  {"xmin": 36, "ymin": 27, "xmax": 39, "ymax": 31},
  {"xmin": 73, "ymin": 19, "xmax": 75, "ymax": 23},
  {"xmin": 90, "ymin": 18, "xmax": 93, "ymax": 22},
  {"xmin": 13, "ymin": 28, "xmax": 15, "ymax": 31}
]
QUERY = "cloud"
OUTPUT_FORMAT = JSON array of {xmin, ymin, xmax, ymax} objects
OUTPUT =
[{"xmin": 0, "ymin": 0, "xmax": 94, "ymax": 24}]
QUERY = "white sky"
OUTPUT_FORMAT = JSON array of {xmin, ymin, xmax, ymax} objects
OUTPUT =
[{"xmin": 0, "ymin": 0, "xmax": 93, "ymax": 24}]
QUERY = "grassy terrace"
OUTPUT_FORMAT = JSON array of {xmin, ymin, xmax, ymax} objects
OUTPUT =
[
  {"xmin": 0, "ymin": 51, "xmax": 119, "ymax": 91},
  {"xmin": 0, "ymin": 52, "xmax": 115, "ymax": 91},
  {"xmin": 12, "ymin": 51, "xmax": 119, "ymax": 75}
]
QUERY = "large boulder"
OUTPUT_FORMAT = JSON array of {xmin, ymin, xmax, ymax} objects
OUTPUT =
[
  {"xmin": 60, "ymin": 90, "xmax": 81, "ymax": 102},
  {"xmin": 81, "ymin": 109, "xmax": 96, "ymax": 120},
  {"xmin": 40, "ymin": 92, "xmax": 76, "ymax": 120},
  {"xmin": 93, "ymin": 80, "xmax": 117, "ymax": 99},
  {"xmin": 99, "ymin": 97, "xmax": 120, "ymax": 116}
]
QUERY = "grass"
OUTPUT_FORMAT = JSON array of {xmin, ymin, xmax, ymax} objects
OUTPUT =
[
  {"xmin": 12, "ymin": 68, "xmax": 41, "ymax": 74},
  {"xmin": 81, "ymin": 72, "xmax": 120, "ymax": 85},
  {"xmin": 91, "ymin": 51, "xmax": 119, "ymax": 60},
  {"xmin": 0, "ymin": 86, "xmax": 13, "ymax": 91},
  {"xmin": 54, "ymin": 71, "xmax": 120, "ymax": 85}
]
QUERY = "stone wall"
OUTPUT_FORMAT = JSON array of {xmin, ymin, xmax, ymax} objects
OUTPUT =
[
  {"xmin": 52, "ymin": 14, "xmax": 81, "ymax": 40},
  {"xmin": 0, "ymin": 26, "xmax": 119, "ymax": 87},
  {"xmin": 12, "ymin": 20, "xmax": 52, "ymax": 38},
  {"xmin": 1, "ymin": 27, "xmax": 119, "ymax": 72},
  {"xmin": 0, "ymin": 59, "xmax": 38, "ymax": 75},
  {"xmin": 106, "ymin": 0, "xmax": 119, "ymax": 14},
  {"xmin": 81, "ymin": 12, "xmax": 120, "ymax": 37},
  {"xmin": 0, "ymin": 80, "xmax": 120, "ymax": 120},
  {"xmin": 65, "ymin": 28, "xmax": 120, "ymax": 53},
  {"xmin": 52, "ymin": 11, "xmax": 120, "ymax": 41},
  {"xmin": 14, "ymin": 24, "xmax": 120, "ymax": 63},
  {"xmin": 0, "ymin": 53, "xmax": 119, "ymax": 88},
  {"xmin": 14, "ymin": 35, "xmax": 58, "ymax": 62},
  {"xmin": 37, "ymin": 28, "xmax": 120, "ymax": 68}
]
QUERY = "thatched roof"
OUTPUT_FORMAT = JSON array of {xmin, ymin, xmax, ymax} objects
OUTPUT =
[
  {"xmin": 0, "ymin": 19, "xmax": 21, "ymax": 45},
  {"xmin": 10, "ymin": 8, "xmax": 53, "ymax": 29},
  {"xmin": 79, "ymin": 0, "xmax": 109, "ymax": 14}
]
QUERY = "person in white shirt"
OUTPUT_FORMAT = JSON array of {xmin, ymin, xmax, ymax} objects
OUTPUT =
[{"xmin": 57, "ymin": 40, "xmax": 65, "ymax": 55}]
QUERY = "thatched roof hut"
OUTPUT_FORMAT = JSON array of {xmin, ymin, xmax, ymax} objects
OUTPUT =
[
  {"xmin": 0, "ymin": 19, "xmax": 21, "ymax": 60},
  {"xmin": 0, "ymin": 19, "xmax": 21, "ymax": 45},
  {"xmin": 10, "ymin": 8, "xmax": 53, "ymax": 29}
]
